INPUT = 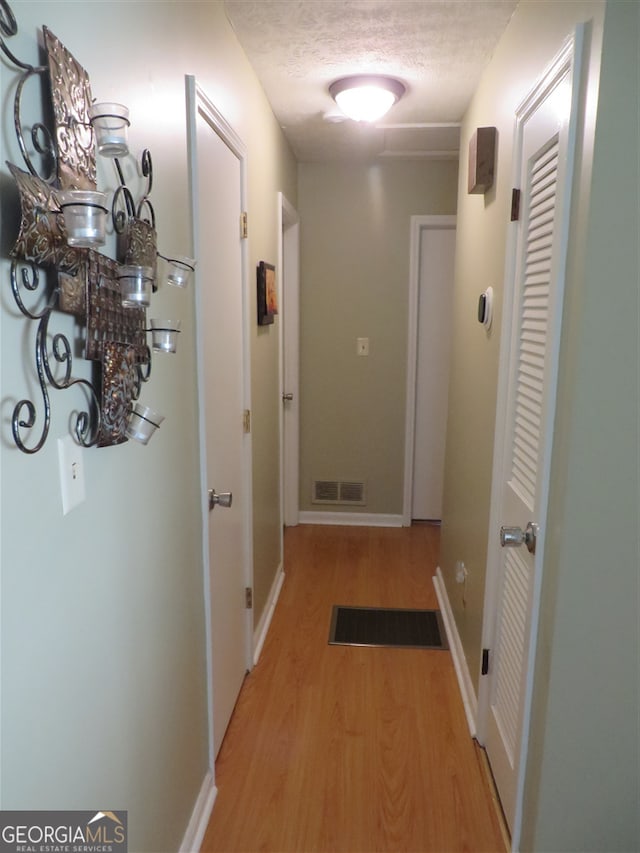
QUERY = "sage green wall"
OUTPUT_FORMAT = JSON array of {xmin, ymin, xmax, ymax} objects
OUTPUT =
[
  {"xmin": 440, "ymin": 0, "xmax": 639, "ymax": 847},
  {"xmin": 1, "ymin": 2, "xmax": 295, "ymax": 850},
  {"xmin": 438, "ymin": 0, "xmax": 605, "ymax": 691},
  {"xmin": 297, "ymin": 160, "xmax": 458, "ymax": 517},
  {"xmin": 521, "ymin": 2, "xmax": 639, "ymax": 848}
]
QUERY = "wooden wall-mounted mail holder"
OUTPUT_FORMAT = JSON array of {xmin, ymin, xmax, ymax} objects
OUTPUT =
[{"xmin": 468, "ymin": 126, "xmax": 497, "ymax": 194}]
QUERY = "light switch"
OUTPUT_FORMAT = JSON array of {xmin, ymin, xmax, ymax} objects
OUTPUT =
[
  {"xmin": 357, "ymin": 337, "xmax": 369, "ymax": 356},
  {"xmin": 58, "ymin": 435, "xmax": 86, "ymax": 515}
]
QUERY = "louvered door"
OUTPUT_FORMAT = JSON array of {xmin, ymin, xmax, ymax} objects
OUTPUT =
[
  {"xmin": 486, "ymin": 135, "xmax": 559, "ymax": 827},
  {"xmin": 481, "ymin": 34, "xmax": 583, "ymax": 835}
]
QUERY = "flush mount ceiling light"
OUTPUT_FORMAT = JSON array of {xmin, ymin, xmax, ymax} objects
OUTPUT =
[{"xmin": 329, "ymin": 75, "xmax": 406, "ymax": 123}]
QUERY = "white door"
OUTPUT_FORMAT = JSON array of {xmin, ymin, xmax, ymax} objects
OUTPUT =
[
  {"xmin": 187, "ymin": 79, "xmax": 252, "ymax": 759},
  {"xmin": 403, "ymin": 215, "xmax": 456, "ymax": 525},
  {"xmin": 479, "ymin": 32, "xmax": 584, "ymax": 838},
  {"xmin": 279, "ymin": 194, "xmax": 300, "ymax": 528},
  {"xmin": 411, "ymin": 224, "xmax": 456, "ymax": 520}
]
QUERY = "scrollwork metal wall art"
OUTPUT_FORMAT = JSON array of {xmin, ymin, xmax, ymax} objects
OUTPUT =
[{"xmin": 1, "ymin": 1, "xmax": 190, "ymax": 453}]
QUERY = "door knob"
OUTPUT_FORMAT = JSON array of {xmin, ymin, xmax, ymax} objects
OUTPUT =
[
  {"xmin": 500, "ymin": 521, "xmax": 538, "ymax": 554},
  {"xmin": 208, "ymin": 489, "xmax": 232, "ymax": 511},
  {"xmin": 282, "ymin": 392, "xmax": 294, "ymax": 402}
]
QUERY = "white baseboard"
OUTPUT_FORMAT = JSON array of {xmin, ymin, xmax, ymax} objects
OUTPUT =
[
  {"xmin": 433, "ymin": 567, "xmax": 478, "ymax": 738},
  {"xmin": 299, "ymin": 511, "xmax": 403, "ymax": 528},
  {"xmin": 253, "ymin": 563, "xmax": 285, "ymax": 665},
  {"xmin": 179, "ymin": 770, "xmax": 217, "ymax": 853}
]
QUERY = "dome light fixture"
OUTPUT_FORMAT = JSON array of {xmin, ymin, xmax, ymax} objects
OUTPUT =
[{"xmin": 329, "ymin": 75, "xmax": 406, "ymax": 123}]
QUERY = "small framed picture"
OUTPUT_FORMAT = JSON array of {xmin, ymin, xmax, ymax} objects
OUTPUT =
[{"xmin": 257, "ymin": 261, "xmax": 277, "ymax": 326}]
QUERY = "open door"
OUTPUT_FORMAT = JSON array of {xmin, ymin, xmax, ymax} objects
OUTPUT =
[{"xmin": 278, "ymin": 193, "xmax": 300, "ymax": 528}]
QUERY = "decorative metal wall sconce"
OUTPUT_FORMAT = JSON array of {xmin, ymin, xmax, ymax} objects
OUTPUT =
[{"xmin": 1, "ymin": 3, "xmax": 195, "ymax": 453}]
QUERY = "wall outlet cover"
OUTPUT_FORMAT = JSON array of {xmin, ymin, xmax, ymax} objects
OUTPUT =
[{"xmin": 455, "ymin": 560, "xmax": 468, "ymax": 584}]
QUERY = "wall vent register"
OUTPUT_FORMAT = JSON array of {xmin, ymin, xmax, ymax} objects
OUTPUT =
[{"xmin": 312, "ymin": 480, "xmax": 366, "ymax": 506}]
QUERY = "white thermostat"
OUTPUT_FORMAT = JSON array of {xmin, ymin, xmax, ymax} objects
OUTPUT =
[{"xmin": 477, "ymin": 286, "xmax": 494, "ymax": 330}]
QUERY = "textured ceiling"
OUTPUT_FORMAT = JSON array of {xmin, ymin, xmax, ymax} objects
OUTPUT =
[{"xmin": 224, "ymin": 0, "xmax": 518, "ymax": 161}]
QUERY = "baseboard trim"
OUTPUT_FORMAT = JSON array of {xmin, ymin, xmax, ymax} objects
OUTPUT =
[
  {"xmin": 253, "ymin": 563, "xmax": 285, "ymax": 665},
  {"xmin": 433, "ymin": 566, "xmax": 478, "ymax": 738},
  {"xmin": 179, "ymin": 770, "xmax": 217, "ymax": 853},
  {"xmin": 299, "ymin": 511, "xmax": 404, "ymax": 528}
]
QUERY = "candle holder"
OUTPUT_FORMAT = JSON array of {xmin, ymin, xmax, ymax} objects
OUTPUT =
[
  {"xmin": 164, "ymin": 255, "xmax": 196, "ymax": 288},
  {"xmin": 88, "ymin": 102, "xmax": 130, "ymax": 158},
  {"xmin": 118, "ymin": 265, "xmax": 154, "ymax": 308},
  {"xmin": 150, "ymin": 319, "xmax": 181, "ymax": 354},
  {"xmin": 58, "ymin": 189, "xmax": 108, "ymax": 247},
  {"xmin": 126, "ymin": 403, "xmax": 164, "ymax": 445},
  {"xmin": 4, "ymin": 10, "xmax": 194, "ymax": 453}
]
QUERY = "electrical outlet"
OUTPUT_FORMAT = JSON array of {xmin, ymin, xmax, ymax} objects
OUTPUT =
[
  {"xmin": 357, "ymin": 337, "xmax": 369, "ymax": 356},
  {"xmin": 58, "ymin": 435, "xmax": 86, "ymax": 515},
  {"xmin": 455, "ymin": 560, "xmax": 468, "ymax": 584}
]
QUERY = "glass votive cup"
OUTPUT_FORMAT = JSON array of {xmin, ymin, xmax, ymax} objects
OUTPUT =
[
  {"xmin": 150, "ymin": 319, "xmax": 181, "ymax": 354},
  {"xmin": 88, "ymin": 102, "xmax": 130, "ymax": 157},
  {"xmin": 59, "ymin": 190, "xmax": 108, "ymax": 247},
  {"xmin": 126, "ymin": 403, "xmax": 164, "ymax": 445},
  {"xmin": 118, "ymin": 265, "xmax": 154, "ymax": 308},
  {"xmin": 165, "ymin": 255, "xmax": 196, "ymax": 288}
]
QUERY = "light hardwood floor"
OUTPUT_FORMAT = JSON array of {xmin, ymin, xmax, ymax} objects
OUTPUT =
[{"xmin": 201, "ymin": 524, "xmax": 507, "ymax": 853}]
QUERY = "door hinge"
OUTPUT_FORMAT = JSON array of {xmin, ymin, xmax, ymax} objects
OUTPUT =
[
  {"xmin": 481, "ymin": 648, "xmax": 490, "ymax": 676},
  {"xmin": 245, "ymin": 587, "xmax": 253, "ymax": 609},
  {"xmin": 240, "ymin": 211, "xmax": 248, "ymax": 239},
  {"xmin": 510, "ymin": 188, "xmax": 521, "ymax": 221},
  {"xmin": 243, "ymin": 409, "xmax": 251, "ymax": 433}
]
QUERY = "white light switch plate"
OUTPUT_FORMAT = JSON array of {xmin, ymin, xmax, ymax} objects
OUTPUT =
[
  {"xmin": 58, "ymin": 435, "xmax": 86, "ymax": 515},
  {"xmin": 357, "ymin": 337, "xmax": 369, "ymax": 356}
]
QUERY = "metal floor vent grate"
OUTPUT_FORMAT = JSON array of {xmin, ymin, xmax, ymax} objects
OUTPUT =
[
  {"xmin": 312, "ymin": 480, "xmax": 366, "ymax": 506},
  {"xmin": 329, "ymin": 606, "xmax": 448, "ymax": 650}
]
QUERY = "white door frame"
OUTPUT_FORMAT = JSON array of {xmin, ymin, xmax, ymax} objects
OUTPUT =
[
  {"xmin": 403, "ymin": 215, "xmax": 457, "ymax": 526},
  {"xmin": 186, "ymin": 75, "xmax": 255, "ymax": 770},
  {"xmin": 476, "ymin": 28, "xmax": 584, "ymax": 850},
  {"xmin": 278, "ymin": 193, "xmax": 300, "ymax": 529}
]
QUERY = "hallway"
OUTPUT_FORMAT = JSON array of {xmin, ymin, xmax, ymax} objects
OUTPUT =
[{"xmin": 201, "ymin": 524, "xmax": 507, "ymax": 853}]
